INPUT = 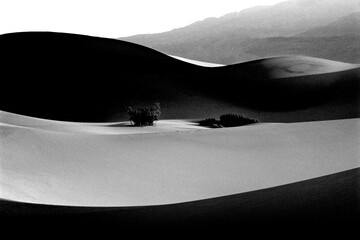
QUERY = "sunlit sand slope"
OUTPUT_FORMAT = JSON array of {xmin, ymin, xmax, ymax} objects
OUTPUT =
[
  {"xmin": 1, "ymin": 111, "xmax": 358, "ymax": 206},
  {"xmin": 170, "ymin": 55, "xmax": 224, "ymax": 67},
  {"xmin": 2, "ymin": 168, "xmax": 358, "ymax": 229}
]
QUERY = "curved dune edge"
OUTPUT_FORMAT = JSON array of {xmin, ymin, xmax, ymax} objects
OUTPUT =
[
  {"xmin": 1, "ymin": 168, "xmax": 359, "ymax": 228},
  {"xmin": 0, "ymin": 110, "xmax": 206, "ymax": 135},
  {"xmin": 170, "ymin": 54, "xmax": 359, "ymax": 78},
  {"xmin": 169, "ymin": 55, "xmax": 224, "ymax": 67},
  {"xmin": 229, "ymin": 55, "xmax": 360, "ymax": 78},
  {"xmin": 1, "ymin": 110, "xmax": 359, "ymax": 207}
]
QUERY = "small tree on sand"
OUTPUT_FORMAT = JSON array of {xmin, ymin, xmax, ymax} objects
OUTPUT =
[{"xmin": 127, "ymin": 103, "xmax": 161, "ymax": 126}]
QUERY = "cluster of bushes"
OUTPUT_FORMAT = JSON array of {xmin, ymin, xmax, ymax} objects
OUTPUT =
[
  {"xmin": 127, "ymin": 103, "xmax": 161, "ymax": 126},
  {"xmin": 126, "ymin": 103, "xmax": 258, "ymax": 129},
  {"xmin": 199, "ymin": 113, "xmax": 259, "ymax": 128}
]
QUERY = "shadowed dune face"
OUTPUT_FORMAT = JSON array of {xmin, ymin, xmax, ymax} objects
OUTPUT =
[
  {"xmin": 218, "ymin": 56, "xmax": 360, "ymax": 111},
  {"xmin": 237, "ymin": 56, "xmax": 358, "ymax": 78},
  {"xmin": 0, "ymin": 32, "xmax": 208, "ymax": 121},
  {"xmin": 0, "ymin": 32, "xmax": 359, "ymax": 122}
]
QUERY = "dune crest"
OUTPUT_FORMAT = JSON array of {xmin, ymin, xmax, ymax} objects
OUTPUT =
[
  {"xmin": 234, "ymin": 56, "xmax": 359, "ymax": 78},
  {"xmin": 169, "ymin": 55, "xmax": 224, "ymax": 67}
]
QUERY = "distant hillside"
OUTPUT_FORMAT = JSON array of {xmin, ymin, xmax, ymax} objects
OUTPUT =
[
  {"xmin": 227, "ymin": 36, "xmax": 360, "ymax": 64},
  {"xmin": 121, "ymin": 0, "xmax": 360, "ymax": 65},
  {"xmin": 128, "ymin": 35, "xmax": 360, "ymax": 65},
  {"xmin": 123, "ymin": 0, "xmax": 360, "ymax": 41},
  {"xmin": 297, "ymin": 12, "xmax": 360, "ymax": 37},
  {"xmin": 0, "ymin": 32, "xmax": 359, "ymax": 122}
]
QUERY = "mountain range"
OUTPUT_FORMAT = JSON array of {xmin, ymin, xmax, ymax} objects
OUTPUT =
[
  {"xmin": 296, "ymin": 12, "xmax": 360, "ymax": 37},
  {"xmin": 121, "ymin": 0, "xmax": 360, "ymax": 64}
]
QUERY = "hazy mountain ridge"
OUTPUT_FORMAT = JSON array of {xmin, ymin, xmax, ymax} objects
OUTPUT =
[
  {"xmin": 138, "ymin": 35, "xmax": 360, "ymax": 65},
  {"xmin": 121, "ymin": 0, "xmax": 360, "ymax": 64},
  {"xmin": 297, "ymin": 12, "xmax": 360, "ymax": 37}
]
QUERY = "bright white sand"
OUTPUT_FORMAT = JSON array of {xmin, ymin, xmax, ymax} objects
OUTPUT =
[
  {"xmin": 0, "ymin": 111, "xmax": 206, "ymax": 135},
  {"xmin": 0, "ymin": 110, "xmax": 359, "ymax": 206},
  {"xmin": 170, "ymin": 55, "xmax": 224, "ymax": 67}
]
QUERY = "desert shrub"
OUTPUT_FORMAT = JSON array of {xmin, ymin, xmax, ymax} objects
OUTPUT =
[
  {"xmin": 198, "ymin": 118, "xmax": 223, "ymax": 128},
  {"xmin": 127, "ymin": 103, "xmax": 161, "ymax": 126},
  {"xmin": 219, "ymin": 113, "xmax": 259, "ymax": 127},
  {"xmin": 198, "ymin": 113, "xmax": 259, "ymax": 128}
]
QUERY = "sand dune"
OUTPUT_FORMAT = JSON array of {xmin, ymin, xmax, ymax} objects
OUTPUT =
[
  {"xmin": 0, "ymin": 111, "xmax": 205, "ymax": 135},
  {"xmin": 0, "ymin": 32, "xmax": 358, "ymax": 122},
  {"xmin": 227, "ymin": 55, "xmax": 359, "ymax": 78},
  {"xmin": 2, "ymin": 168, "xmax": 358, "ymax": 230},
  {"xmin": 0, "ymin": 32, "xmax": 358, "ymax": 229},
  {"xmin": 1, "ymin": 110, "xmax": 358, "ymax": 206},
  {"xmin": 169, "ymin": 55, "xmax": 224, "ymax": 67},
  {"xmin": 217, "ymin": 55, "xmax": 360, "ymax": 114}
]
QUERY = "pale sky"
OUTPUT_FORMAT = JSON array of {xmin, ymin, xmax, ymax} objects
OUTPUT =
[{"xmin": 0, "ymin": 0, "xmax": 285, "ymax": 38}]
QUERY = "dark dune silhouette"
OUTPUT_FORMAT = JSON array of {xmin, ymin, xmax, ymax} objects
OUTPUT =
[
  {"xmin": 1, "ymin": 168, "xmax": 359, "ymax": 231},
  {"xmin": 0, "ymin": 32, "xmax": 206, "ymax": 122},
  {"xmin": 0, "ymin": 32, "xmax": 359, "ymax": 122}
]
